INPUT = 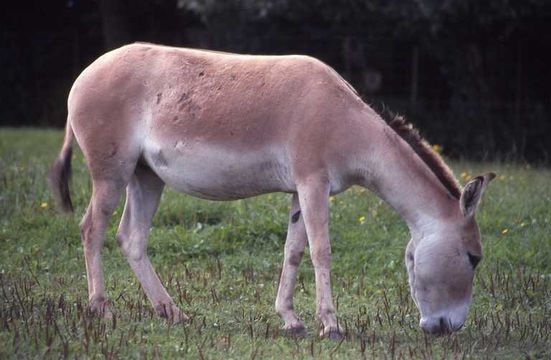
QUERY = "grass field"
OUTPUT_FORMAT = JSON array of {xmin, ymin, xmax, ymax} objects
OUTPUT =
[{"xmin": 1, "ymin": 128, "xmax": 550, "ymax": 359}]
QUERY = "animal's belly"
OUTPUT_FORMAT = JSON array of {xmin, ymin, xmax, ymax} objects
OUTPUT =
[{"xmin": 143, "ymin": 139, "xmax": 295, "ymax": 200}]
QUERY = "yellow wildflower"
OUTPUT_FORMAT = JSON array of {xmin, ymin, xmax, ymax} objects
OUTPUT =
[
  {"xmin": 358, "ymin": 215, "xmax": 366, "ymax": 224},
  {"xmin": 501, "ymin": 228, "xmax": 509, "ymax": 235},
  {"xmin": 40, "ymin": 202, "xmax": 48, "ymax": 209},
  {"xmin": 431, "ymin": 144, "xmax": 442, "ymax": 153}
]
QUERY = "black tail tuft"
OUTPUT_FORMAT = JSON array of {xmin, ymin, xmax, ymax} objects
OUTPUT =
[{"xmin": 48, "ymin": 145, "xmax": 74, "ymax": 213}]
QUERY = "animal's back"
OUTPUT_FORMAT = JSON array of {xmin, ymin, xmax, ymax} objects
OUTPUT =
[
  {"xmin": 69, "ymin": 43, "xmax": 360, "ymax": 137},
  {"xmin": 67, "ymin": 43, "xmax": 366, "ymax": 196}
]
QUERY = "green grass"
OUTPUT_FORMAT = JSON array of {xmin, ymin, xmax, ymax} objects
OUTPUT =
[{"xmin": 1, "ymin": 128, "xmax": 550, "ymax": 359}]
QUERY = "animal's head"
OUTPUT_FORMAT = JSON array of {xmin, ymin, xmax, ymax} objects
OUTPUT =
[{"xmin": 405, "ymin": 173, "xmax": 495, "ymax": 335}]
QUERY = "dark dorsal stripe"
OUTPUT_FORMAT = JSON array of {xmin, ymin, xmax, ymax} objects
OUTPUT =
[{"xmin": 388, "ymin": 115, "xmax": 462, "ymax": 199}]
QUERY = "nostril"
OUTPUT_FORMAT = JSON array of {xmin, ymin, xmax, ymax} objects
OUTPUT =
[
  {"xmin": 439, "ymin": 317, "xmax": 446, "ymax": 331},
  {"xmin": 438, "ymin": 317, "xmax": 453, "ymax": 334}
]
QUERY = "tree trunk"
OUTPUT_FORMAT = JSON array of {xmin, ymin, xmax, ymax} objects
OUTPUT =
[
  {"xmin": 410, "ymin": 45, "xmax": 419, "ymax": 108},
  {"xmin": 515, "ymin": 39, "xmax": 525, "ymax": 157},
  {"xmin": 98, "ymin": 0, "xmax": 132, "ymax": 50}
]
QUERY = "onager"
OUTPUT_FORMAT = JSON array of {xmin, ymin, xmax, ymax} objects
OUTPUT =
[{"xmin": 50, "ymin": 43, "xmax": 494, "ymax": 338}]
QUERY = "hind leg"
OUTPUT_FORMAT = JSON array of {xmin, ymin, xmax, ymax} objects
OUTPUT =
[
  {"xmin": 81, "ymin": 179, "xmax": 125, "ymax": 318},
  {"xmin": 116, "ymin": 165, "xmax": 189, "ymax": 323},
  {"xmin": 275, "ymin": 193, "xmax": 308, "ymax": 335}
]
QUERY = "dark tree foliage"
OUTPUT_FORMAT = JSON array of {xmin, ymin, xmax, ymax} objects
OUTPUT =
[{"xmin": 1, "ymin": 0, "xmax": 550, "ymax": 161}]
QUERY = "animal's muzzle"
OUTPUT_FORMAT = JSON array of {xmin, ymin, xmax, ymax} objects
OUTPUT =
[{"xmin": 420, "ymin": 316, "xmax": 464, "ymax": 335}]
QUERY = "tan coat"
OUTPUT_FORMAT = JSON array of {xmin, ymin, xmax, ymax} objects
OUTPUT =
[{"xmin": 50, "ymin": 43, "xmax": 494, "ymax": 337}]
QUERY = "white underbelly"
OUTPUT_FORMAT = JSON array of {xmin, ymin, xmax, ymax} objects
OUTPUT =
[{"xmin": 142, "ymin": 138, "xmax": 295, "ymax": 200}]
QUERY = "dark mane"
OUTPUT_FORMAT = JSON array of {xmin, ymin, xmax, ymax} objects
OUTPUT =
[{"xmin": 388, "ymin": 115, "xmax": 462, "ymax": 199}]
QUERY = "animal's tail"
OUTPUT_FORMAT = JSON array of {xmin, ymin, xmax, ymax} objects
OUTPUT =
[{"xmin": 48, "ymin": 120, "xmax": 74, "ymax": 213}]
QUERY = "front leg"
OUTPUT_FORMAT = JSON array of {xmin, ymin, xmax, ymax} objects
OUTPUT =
[
  {"xmin": 297, "ymin": 177, "xmax": 343, "ymax": 339},
  {"xmin": 275, "ymin": 193, "xmax": 308, "ymax": 335}
]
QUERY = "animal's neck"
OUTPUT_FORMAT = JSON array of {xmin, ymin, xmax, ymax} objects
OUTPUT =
[{"xmin": 358, "ymin": 111, "xmax": 460, "ymax": 239}]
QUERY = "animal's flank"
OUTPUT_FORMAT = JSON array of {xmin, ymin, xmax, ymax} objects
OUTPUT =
[{"xmin": 388, "ymin": 115, "xmax": 462, "ymax": 199}]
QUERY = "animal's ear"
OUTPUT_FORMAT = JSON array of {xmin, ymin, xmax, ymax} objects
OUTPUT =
[{"xmin": 460, "ymin": 172, "xmax": 496, "ymax": 217}]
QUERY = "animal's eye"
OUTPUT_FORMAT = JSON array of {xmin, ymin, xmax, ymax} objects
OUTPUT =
[{"xmin": 467, "ymin": 252, "xmax": 481, "ymax": 269}]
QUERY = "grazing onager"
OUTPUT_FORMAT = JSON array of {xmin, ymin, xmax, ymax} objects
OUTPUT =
[{"xmin": 49, "ymin": 43, "xmax": 494, "ymax": 338}]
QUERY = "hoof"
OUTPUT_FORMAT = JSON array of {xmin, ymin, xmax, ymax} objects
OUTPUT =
[
  {"xmin": 88, "ymin": 295, "xmax": 113, "ymax": 319},
  {"xmin": 155, "ymin": 303, "xmax": 190, "ymax": 324},
  {"xmin": 320, "ymin": 327, "xmax": 345, "ymax": 340},
  {"xmin": 283, "ymin": 325, "xmax": 308, "ymax": 338}
]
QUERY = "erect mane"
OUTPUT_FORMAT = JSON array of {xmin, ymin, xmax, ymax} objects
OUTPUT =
[{"xmin": 388, "ymin": 115, "xmax": 462, "ymax": 199}]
